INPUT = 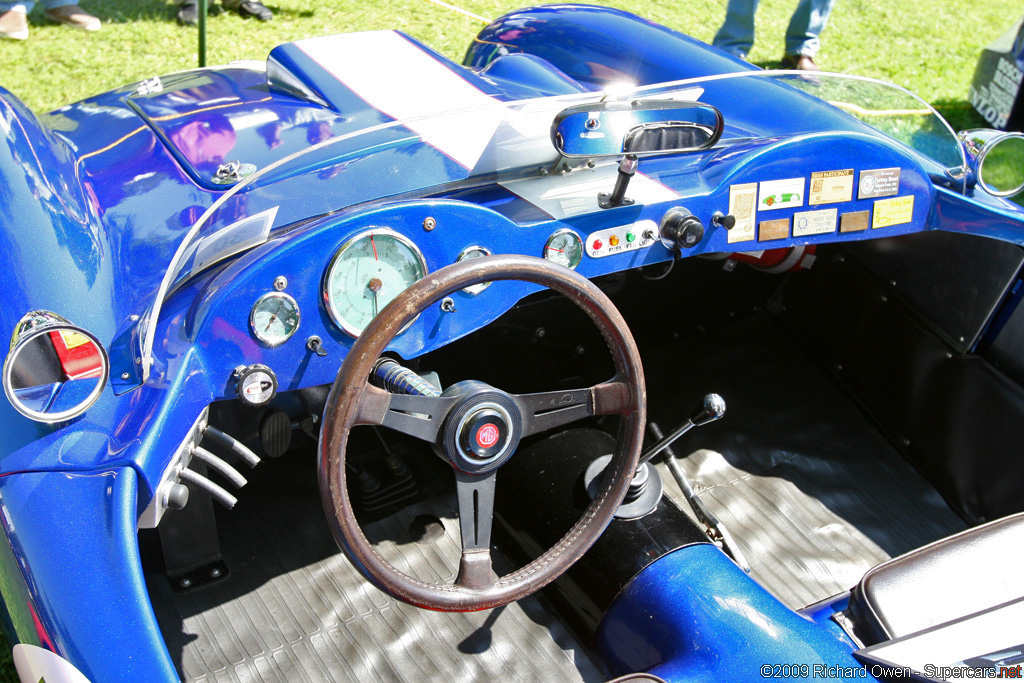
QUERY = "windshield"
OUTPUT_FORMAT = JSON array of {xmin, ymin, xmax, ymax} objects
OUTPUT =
[{"xmin": 139, "ymin": 70, "xmax": 965, "ymax": 379}]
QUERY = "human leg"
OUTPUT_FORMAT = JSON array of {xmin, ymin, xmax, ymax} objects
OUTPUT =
[
  {"xmin": 784, "ymin": 0, "xmax": 836, "ymax": 58},
  {"xmin": 176, "ymin": 0, "xmax": 200, "ymax": 26},
  {"xmin": 0, "ymin": 1, "xmax": 31, "ymax": 39},
  {"xmin": 178, "ymin": 0, "xmax": 272, "ymax": 25},
  {"xmin": 222, "ymin": 0, "xmax": 272, "ymax": 21},
  {"xmin": 42, "ymin": 0, "xmax": 100, "ymax": 30},
  {"xmin": 712, "ymin": 0, "xmax": 759, "ymax": 58}
]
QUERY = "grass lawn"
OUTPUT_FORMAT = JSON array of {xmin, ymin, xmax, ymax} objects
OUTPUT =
[
  {"xmin": 0, "ymin": 0, "xmax": 1021, "ymax": 680},
  {"xmin": 0, "ymin": 0, "xmax": 1019, "ymax": 130}
]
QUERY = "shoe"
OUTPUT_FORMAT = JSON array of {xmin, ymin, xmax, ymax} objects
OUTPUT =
[
  {"xmin": 0, "ymin": 9, "xmax": 29, "ymax": 40},
  {"xmin": 782, "ymin": 54, "xmax": 819, "ymax": 71},
  {"xmin": 224, "ymin": 0, "xmax": 272, "ymax": 21},
  {"xmin": 177, "ymin": 1, "xmax": 199, "ymax": 26},
  {"xmin": 44, "ymin": 4, "xmax": 101, "ymax": 31}
]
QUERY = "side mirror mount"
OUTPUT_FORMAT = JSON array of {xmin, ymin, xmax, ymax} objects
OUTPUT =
[
  {"xmin": 3, "ymin": 311, "xmax": 109, "ymax": 423},
  {"xmin": 959, "ymin": 129, "xmax": 1024, "ymax": 197}
]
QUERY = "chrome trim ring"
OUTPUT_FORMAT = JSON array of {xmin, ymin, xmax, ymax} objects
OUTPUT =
[
  {"xmin": 322, "ymin": 228, "xmax": 428, "ymax": 338},
  {"xmin": 249, "ymin": 291, "xmax": 300, "ymax": 347}
]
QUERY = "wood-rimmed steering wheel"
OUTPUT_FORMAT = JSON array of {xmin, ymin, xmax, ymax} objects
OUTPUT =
[{"xmin": 319, "ymin": 254, "xmax": 645, "ymax": 611}]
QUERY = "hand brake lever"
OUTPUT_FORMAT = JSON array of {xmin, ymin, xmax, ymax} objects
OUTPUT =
[{"xmin": 647, "ymin": 400, "xmax": 752, "ymax": 573}]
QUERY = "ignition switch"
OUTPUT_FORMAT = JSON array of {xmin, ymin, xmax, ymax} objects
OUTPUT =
[{"xmin": 659, "ymin": 207, "xmax": 705, "ymax": 250}]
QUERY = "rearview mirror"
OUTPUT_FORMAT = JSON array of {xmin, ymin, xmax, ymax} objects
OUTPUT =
[
  {"xmin": 552, "ymin": 100, "xmax": 723, "ymax": 158},
  {"xmin": 3, "ymin": 311, "xmax": 109, "ymax": 423},
  {"xmin": 960, "ymin": 129, "xmax": 1024, "ymax": 197}
]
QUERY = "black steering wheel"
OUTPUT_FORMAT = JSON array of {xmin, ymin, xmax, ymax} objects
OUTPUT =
[{"xmin": 319, "ymin": 254, "xmax": 645, "ymax": 611}]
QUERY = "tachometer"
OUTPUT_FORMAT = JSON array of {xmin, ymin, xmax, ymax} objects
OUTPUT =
[{"xmin": 323, "ymin": 229, "xmax": 428, "ymax": 337}]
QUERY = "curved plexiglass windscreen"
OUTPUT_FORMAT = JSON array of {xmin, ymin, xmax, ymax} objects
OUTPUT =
[{"xmin": 140, "ymin": 71, "xmax": 964, "ymax": 376}]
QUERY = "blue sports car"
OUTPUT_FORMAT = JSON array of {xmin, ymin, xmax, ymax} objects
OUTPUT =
[{"xmin": 2, "ymin": 5, "xmax": 1023, "ymax": 682}]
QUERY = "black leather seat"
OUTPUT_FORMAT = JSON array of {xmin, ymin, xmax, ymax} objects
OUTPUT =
[{"xmin": 850, "ymin": 512, "xmax": 1024, "ymax": 644}]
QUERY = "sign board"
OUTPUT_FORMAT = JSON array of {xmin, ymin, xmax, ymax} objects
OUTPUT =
[{"xmin": 969, "ymin": 17, "xmax": 1024, "ymax": 131}]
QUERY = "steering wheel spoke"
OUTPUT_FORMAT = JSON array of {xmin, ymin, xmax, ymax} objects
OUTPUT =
[
  {"xmin": 516, "ymin": 379, "xmax": 632, "ymax": 437},
  {"xmin": 454, "ymin": 469, "xmax": 497, "ymax": 590},
  {"xmin": 356, "ymin": 384, "xmax": 457, "ymax": 442}
]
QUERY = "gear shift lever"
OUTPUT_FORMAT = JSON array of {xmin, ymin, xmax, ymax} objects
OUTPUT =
[
  {"xmin": 584, "ymin": 393, "xmax": 726, "ymax": 520},
  {"xmin": 637, "ymin": 393, "xmax": 725, "ymax": 469}
]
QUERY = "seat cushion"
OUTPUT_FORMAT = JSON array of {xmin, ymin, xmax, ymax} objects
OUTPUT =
[{"xmin": 850, "ymin": 512, "xmax": 1024, "ymax": 643}]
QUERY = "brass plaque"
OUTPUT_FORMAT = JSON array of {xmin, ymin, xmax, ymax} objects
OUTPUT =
[
  {"xmin": 873, "ymin": 196, "xmax": 914, "ymax": 229},
  {"xmin": 840, "ymin": 210, "xmax": 870, "ymax": 233},
  {"xmin": 859, "ymin": 168, "xmax": 901, "ymax": 199},
  {"xmin": 810, "ymin": 169, "xmax": 854, "ymax": 205},
  {"xmin": 728, "ymin": 183, "xmax": 758, "ymax": 243},
  {"xmin": 759, "ymin": 218, "xmax": 789, "ymax": 241},
  {"xmin": 793, "ymin": 208, "xmax": 837, "ymax": 237}
]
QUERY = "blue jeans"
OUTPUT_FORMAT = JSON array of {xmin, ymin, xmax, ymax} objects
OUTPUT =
[
  {"xmin": 713, "ymin": 0, "xmax": 837, "ymax": 58},
  {"xmin": 0, "ymin": 0, "xmax": 77, "ymax": 11}
]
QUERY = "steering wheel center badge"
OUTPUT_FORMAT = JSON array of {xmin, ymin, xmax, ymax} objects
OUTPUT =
[
  {"xmin": 475, "ymin": 423, "xmax": 501, "ymax": 449},
  {"xmin": 458, "ymin": 407, "xmax": 511, "ymax": 462}
]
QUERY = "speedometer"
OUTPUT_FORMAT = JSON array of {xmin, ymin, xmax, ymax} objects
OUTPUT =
[{"xmin": 323, "ymin": 229, "xmax": 428, "ymax": 337}]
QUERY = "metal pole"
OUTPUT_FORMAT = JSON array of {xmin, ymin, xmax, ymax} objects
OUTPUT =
[{"xmin": 198, "ymin": 0, "xmax": 207, "ymax": 67}]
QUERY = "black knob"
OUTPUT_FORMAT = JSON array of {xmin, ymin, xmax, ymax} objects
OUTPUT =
[
  {"xmin": 712, "ymin": 212, "xmax": 736, "ymax": 230},
  {"xmin": 660, "ymin": 207, "xmax": 705, "ymax": 250}
]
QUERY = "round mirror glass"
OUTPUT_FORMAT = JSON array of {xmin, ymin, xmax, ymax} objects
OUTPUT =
[
  {"xmin": 3, "ymin": 320, "xmax": 109, "ymax": 423},
  {"xmin": 979, "ymin": 133, "xmax": 1024, "ymax": 197}
]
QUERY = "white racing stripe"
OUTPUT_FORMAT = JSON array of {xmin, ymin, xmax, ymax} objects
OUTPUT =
[
  {"xmin": 502, "ymin": 165, "xmax": 681, "ymax": 220},
  {"xmin": 294, "ymin": 31, "xmax": 507, "ymax": 169},
  {"xmin": 420, "ymin": 0, "xmax": 490, "ymax": 24}
]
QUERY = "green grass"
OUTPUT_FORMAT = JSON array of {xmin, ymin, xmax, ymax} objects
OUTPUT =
[
  {"xmin": 0, "ymin": 0, "xmax": 1019, "ymax": 680},
  {"xmin": 0, "ymin": 0, "xmax": 1016, "ymax": 131}
]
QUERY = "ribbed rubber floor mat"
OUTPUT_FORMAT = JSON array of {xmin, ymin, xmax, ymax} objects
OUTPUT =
[
  {"xmin": 147, "ymin": 472, "xmax": 603, "ymax": 683},
  {"xmin": 647, "ymin": 313, "xmax": 968, "ymax": 609}
]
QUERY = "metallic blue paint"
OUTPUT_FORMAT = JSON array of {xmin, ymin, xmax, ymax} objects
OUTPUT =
[
  {"xmin": 597, "ymin": 544, "xmax": 872, "ymax": 682},
  {"xmin": 0, "ymin": 4, "xmax": 1022, "ymax": 681},
  {"xmin": 464, "ymin": 4, "xmax": 756, "ymax": 86},
  {"xmin": 0, "ymin": 468, "xmax": 176, "ymax": 683}
]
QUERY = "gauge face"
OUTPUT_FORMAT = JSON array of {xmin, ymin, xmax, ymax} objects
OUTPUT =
[
  {"xmin": 455, "ymin": 246, "xmax": 492, "ymax": 294},
  {"xmin": 323, "ymin": 229, "xmax": 428, "ymax": 337},
  {"xmin": 250, "ymin": 292, "xmax": 300, "ymax": 346},
  {"xmin": 543, "ymin": 229, "xmax": 583, "ymax": 270}
]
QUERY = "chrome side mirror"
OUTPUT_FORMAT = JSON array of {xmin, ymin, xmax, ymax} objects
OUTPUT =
[
  {"xmin": 3, "ymin": 311, "xmax": 109, "ymax": 423},
  {"xmin": 960, "ymin": 129, "xmax": 1024, "ymax": 197}
]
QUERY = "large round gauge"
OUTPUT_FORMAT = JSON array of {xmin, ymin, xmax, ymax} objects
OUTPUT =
[
  {"xmin": 455, "ymin": 246, "xmax": 492, "ymax": 295},
  {"xmin": 323, "ymin": 229, "xmax": 428, "ymax": 337},
  {"xmin": 250, "ymin": 292, "xmax": 300, "ymax": 346},
  {"xmin": 543, "ymin": 229, "xmax": 583, "ymax": 270}
]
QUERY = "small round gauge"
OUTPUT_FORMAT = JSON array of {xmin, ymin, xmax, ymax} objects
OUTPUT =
[
  {"xmin": 250, "ymin": 292, "xmax": 300, "ymax": 346},
  {"xmin": 543, "ymin": 229, "xmax": 584, "ymax": 270},
  {"xmin": 323, "ymin": 229, "xmax": 428, "ymax": 337},
  {"xmin": 455, "ymin": 246, "xmax": 492, "ymax": 294}
]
